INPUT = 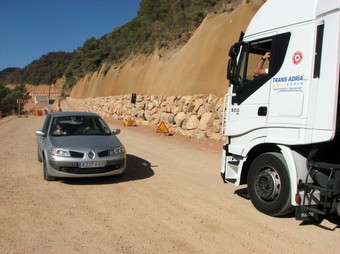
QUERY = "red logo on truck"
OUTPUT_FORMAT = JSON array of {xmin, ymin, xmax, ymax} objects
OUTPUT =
[{"xmin": 293, "ymin": 51, "xmax": 303, "ymax": 65}]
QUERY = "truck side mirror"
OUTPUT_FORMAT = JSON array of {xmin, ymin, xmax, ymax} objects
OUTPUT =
[
  {"xmin": 229, "ymin": 43, "xmax": 240, "ymax": 58},
  {"xmin": 227, "ymin": 59, "xmax": 235, "ymax": 81},
  {"xmin": 227, "ymin": 58, "xmax": 240, "ymax": 87}
]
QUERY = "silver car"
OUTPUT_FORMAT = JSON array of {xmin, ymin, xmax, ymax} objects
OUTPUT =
[{"xmin": 35, "ymin": 112, "xmax": 126, "ymax": 181}]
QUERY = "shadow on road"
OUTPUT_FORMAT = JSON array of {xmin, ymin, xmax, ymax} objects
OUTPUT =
[
  {"xmin": 234, "ymin": 187, "xmax": 294, "ymax": 218},
  {"xmin": 234, "ymin": 187, "xmax": 249, "ymax": 200},
  {"xmin": 61, "ymin": 154, "xmax": 154, "ymax": 185},
  {"xmin": 234, "ymin": 187, "xmax": 340, "ymax": 229},
  {"xmin": 124, "ymin": 153, "xmax": 155, "ymax": 181}
]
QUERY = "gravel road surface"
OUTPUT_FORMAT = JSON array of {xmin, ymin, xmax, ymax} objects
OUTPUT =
[{"xmin": 0, "ymin": 115, "xmax": 339, "ymax": 254}]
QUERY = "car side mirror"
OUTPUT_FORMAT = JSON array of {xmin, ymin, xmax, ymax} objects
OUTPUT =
[
  {"xmin": 112, "ymin": 129, "xmax": 121, "ymax": 135},
  {"xmin": 35, "ymin": 130, "xmax": 46, "ymax": 137}
]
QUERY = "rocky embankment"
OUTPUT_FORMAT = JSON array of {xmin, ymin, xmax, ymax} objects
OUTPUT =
[{"xmin": 65, "ymin": 94, "xmax": 226, "ymax": 140}]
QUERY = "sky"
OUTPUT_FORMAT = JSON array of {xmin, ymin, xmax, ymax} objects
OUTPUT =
[{"xmin": 0, "ymin": 0, "xmax": 140, "ymax": 71}]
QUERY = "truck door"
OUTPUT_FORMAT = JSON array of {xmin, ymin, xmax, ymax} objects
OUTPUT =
[{"xmin": 226, "ymin": 33, "xmax": 290, "ymax": 137}]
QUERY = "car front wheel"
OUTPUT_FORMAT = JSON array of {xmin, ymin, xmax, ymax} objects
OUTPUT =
[
  {"xmin": 43, "ymin": 157, "xmax": 56, "ymax": 181},
  {"xmin": 37, "ymin": 147, "xmax": 42, "ymax": 162}
]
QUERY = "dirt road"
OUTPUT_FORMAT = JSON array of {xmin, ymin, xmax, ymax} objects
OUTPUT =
[{"xmin": 0, "ymin": 115, "xmax": 339, "ymax": 254}]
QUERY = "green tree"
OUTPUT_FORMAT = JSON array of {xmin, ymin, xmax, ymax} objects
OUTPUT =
[{"xmin": 0, "ymin": 84, "xmax": 30, "ymax": 116}]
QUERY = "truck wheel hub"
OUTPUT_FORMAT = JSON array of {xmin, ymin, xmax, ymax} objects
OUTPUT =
[{"xmin": 255, "ymin": 168, "xmax": 281, "ymax": 200}]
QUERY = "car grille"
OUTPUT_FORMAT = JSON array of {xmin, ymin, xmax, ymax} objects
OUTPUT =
[
  {"xmin": 69, "ymin": 150, "xmax": 112, "ymax": 158},
  {"xmin": 59, "ymin": 160, "xmax": 124, "ymax": 174},
  {"xmin": 69, "ymin": 151, "xmax": 84, "ymax": 158},
  {"xmin": 98, "ymin": 150, "xmax": 110, "ymax": 157}
]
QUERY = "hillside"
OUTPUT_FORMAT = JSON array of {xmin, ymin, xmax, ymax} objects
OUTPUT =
[{"xmin": 70, "ymin": 1, "xmax": 262, "ymax": 99}]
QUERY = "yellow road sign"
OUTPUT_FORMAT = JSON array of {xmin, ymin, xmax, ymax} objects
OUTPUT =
[{"xmin": 156, "ymin": 121, "xmax": 169, "ymax": 134}]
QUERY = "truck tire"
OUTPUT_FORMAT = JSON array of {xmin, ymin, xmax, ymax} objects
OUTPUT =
[{"xmin": 247, "ymin": 152, "xmax": 293, "ymax": 217}]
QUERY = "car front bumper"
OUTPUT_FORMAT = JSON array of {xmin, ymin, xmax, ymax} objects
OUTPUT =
[{"xmin": 45, "ymin": 155, "xmax": 126, "ymax": 178}]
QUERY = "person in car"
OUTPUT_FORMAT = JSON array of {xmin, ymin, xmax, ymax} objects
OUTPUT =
[{"xmin": 53, "ymin": 122, "xmax": 66, "ymax": 135}]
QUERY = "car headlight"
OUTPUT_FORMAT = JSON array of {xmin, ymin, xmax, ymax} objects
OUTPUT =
[
  {"xmin": 49, "ymin": 148, "xmax": 71, "ymax": 157},
  {"xmin": 109, "ymin": 146, "xmax": 125, "ymax": 155}
]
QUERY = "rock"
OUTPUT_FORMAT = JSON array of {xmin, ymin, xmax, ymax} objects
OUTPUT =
[
  {"xmin": 150, "ymin": 112, "xmax": 161, "ymax": 124},
  {"xmin": 166, "ymin": 96, "xmax": 177, "ymax": 105},
  {"xmin": 174, "ymin": 112, "xmax": 186, "ymax": 127},
  {"xmin": 197, "ymin": 106, "xmax": 207, "ymax": 118},
  {"xmin": 206, "ymin": 131, "xmax": 222, "ymax": 140},
  {"xmin": 182, "ymin": 95, "xmax": 193, "ymax": 105},
  {"xmin": 207, "ymin": 94, "xmax": 218, "ymax": 104},
  {"xmin": 193, "ymin": 129, "xmax": 206, "ymax": 139},
  {"xmin": 193, "ymin": 98, "xmax": 204, "ymax": 113},
  {"xmin": 185, "ymin": 115, "xmax": 199, "ymax": 130},
  {"xmin": 198, "ymin": 112, "xmax": 213, "ymax": 131},
  {"xmin": 147, "ymin": 102, "xmax": 156, "ymax": 110}
]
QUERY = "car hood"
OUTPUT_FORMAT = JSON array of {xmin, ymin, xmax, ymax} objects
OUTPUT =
[{"xmin": 49, "ymin": 135, "xmax": 122, "ymax": 149}]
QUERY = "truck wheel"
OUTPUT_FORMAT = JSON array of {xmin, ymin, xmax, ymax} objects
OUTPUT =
[{"xmin": 247, "ymin": 152, "xmax": 293, "ymax": 217}]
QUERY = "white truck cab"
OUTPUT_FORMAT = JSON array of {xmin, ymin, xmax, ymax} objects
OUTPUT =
[{"xmin": 222, "ymin": 0, "xmax": 340, "ymax": 220}]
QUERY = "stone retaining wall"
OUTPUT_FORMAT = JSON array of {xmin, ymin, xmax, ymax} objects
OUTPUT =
[{"xmin": 66, "ymin": 94, "xmax": 226, "ymax": 140}]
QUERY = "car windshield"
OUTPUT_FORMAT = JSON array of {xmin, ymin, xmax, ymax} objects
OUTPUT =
[{"xmin": 50, "ymin": 116, "xmax": 112, "ymax": 136}]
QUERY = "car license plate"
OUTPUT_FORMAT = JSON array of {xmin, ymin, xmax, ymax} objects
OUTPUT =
[{"xmin": 79, "ymin": 161, "xmax": 106, "ymax": 168}]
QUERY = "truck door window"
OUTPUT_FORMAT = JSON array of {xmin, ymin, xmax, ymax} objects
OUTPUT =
[
  {"xmin": 232, "ymin": 38, "xmax": 272, "ymax": 93},
  {"xmin": 246, "ymin": 39, "xmax": 272, "ymax": 82},
  {"xmin": 229, "ymin": 33, "xmax": 290, "ymax": 104}
]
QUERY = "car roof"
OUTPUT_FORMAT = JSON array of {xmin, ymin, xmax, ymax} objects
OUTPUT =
[{"xmin": 50, "ymin": 111, "xmax": 100, "ymax": 118}]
